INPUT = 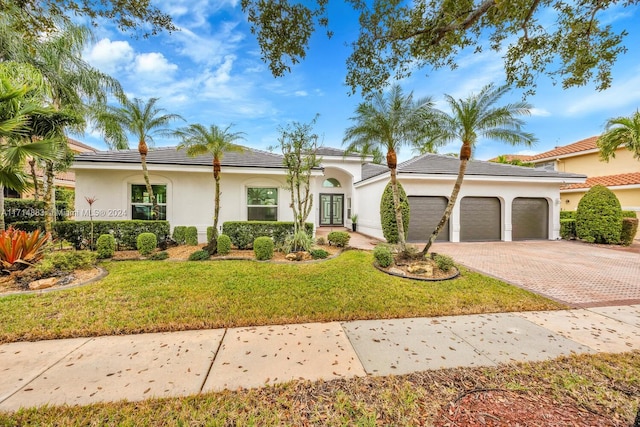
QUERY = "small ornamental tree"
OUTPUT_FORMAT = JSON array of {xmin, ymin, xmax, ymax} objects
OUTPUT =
[
  {"xmin": 576, "ymin": 185, "xmax": 622, "ymax": 244},
  {"xmin": 380, "ymin": 181, "xmax": 409, "ymax": 244}
]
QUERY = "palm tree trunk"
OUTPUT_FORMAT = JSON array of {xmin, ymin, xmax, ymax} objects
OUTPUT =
[
  {"xmin": 387, "ymin": 150, "xmax": 407, "ymax": 252},
  {"xmin": 421, "ymin": 142, "xmax": 471, "ymax": 255},
  {"xmin": 0, "ymin": 185, "xmax": 5, "ymax": 231},
  {"xmin": 213, "ymin": 175, "xmax": 220, "ymax": 240},
  {"xmin": 43, "ymin": 160, "xmax": 55, "ymax": 236},
  {"xmin": 140, "ymin": 154, "xmax": 157, "ymax": 219},
  {"xmin": 29, "ymin": 159, "xmax": 39, "ymax": 201}
]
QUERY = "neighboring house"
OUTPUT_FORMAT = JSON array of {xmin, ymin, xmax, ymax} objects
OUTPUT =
[{"xmin": 72, "ymin": 146, "xmax": 585, "ymax": 243}]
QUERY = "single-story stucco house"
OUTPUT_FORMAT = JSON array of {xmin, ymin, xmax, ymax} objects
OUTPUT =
[{"xmin": 71, "ymin": 146, "xmax": 586, "ymax": 243}]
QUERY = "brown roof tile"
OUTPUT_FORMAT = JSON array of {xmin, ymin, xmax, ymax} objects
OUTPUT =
[
  {"xmin": 561, "ymin": 172, "xmax": 640, "ymax": 190},
  {"xmin": 528, "ymin": 136, "xmax": 599, "ymax": 161}
]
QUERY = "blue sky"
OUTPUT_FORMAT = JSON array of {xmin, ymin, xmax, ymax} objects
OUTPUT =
[{"xmin": 79, "ymin": 1, "xmax": 640, "ymax": 162}]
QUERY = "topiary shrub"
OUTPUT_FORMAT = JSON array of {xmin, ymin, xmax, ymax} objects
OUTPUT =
[
  {"xmin": 149, "ymin": 251, "xmax": 169, "ymax": 261},
  {"xmin": 373, "ymin": 245, "xmax": 393, "ymax": 268},
  {"xmin": 560, "ymin": 219, "xmax": 576, "ymax": 240},
  {"xmin": 622, "ymin": 210, "xmax": 638, "ymax": 218},
  {"xmin": 254, "ymin": 236, "xmax": 274, "ymax": 260},
  {"xmin": 576, "ymin": 185, "xmax": 622, "ymax": 244},
  {"xmin": 185, "ymin": 226, "xmax": 198, "ymax": 245},
  {"xmin": 380, "ymin": 181, "xmax": 410, "ymax": 244},
  {"xmin": 327, "ymin": 231, "xmax": 350, "ymax": 247},
  {"xmin": 216, "ymin": 234, "xmax": 232, "ymax": 255},
  {"xmin": 95, "ymin": 234, "xmax": 116, "ymax": 259},
  {"xmin": 620, "ymin": 218, "xmax": 639, "ymax": 246},
  {"xmin": 433, "ymin": 254, "xmax": 455, "ymax": 272},
  {"xmin": 137, "ymin": 232, "xmax": 157, "ymax": 256},
  {"xmin": 207, "ymin": 226, "xmax": 216, "ymax": 242},
  {"xmin": 188, "ymin": 249, "xmax": 210, "ymax": 261},
  {"xmin": 172, "ymin": 226, "xmax": 187, "ymax": 245},
  {"xmin": 309, "ymin": 248, "xmax": 329, "ymax": 259},
  {"xmin": 559, "ymin": 210, "xmax": 576, "ymax": 220}
]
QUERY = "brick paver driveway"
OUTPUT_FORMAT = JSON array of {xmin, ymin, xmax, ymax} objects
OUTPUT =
[{"xmin": 430, "ymin": 240, "xmax": 640, "ymax": 307}]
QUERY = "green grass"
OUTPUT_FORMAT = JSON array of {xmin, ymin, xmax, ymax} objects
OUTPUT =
[
  {"xmin": 0, "ymin": 250, "xmax": 564, "ymax": 343},
  {"xmin": 1, "ymin": 352, "xmax": 637, "ymax": 425}
]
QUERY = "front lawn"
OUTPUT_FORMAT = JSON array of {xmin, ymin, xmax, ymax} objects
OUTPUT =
[{"xmin": 0, "ymin": 250, "xmax": 564, "ymax": 343}]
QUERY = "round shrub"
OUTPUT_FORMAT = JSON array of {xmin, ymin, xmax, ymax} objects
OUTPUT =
[
  {"xmin": 373, "ymin": 245, "xmax": 393, "ymax": 268},
  {"xmin": 620, "ymin": 217, "xmax": 639, "ymax": 246},
  {"xmin": 327, "ymin": 231, "xmax": 350, "ymax": 247},
  {"xmin": 380, "ymin": 181, "xmax": 410, "ymax": 244},
  {"xmin": 217, "ymin": 234, "xmax": 232, "ymax": 255},
  {"xmin": 188, "ymin": 249, "xmax": 210, "ymax": 261},
  {"xmin": 185, "ymin": 226, "xmax": 198, "ymax": 246},
  {"xmin": 254, "ymin": 236, "xmax": 274, "ymax": 260},
  {"xmin": 96, "ymin": 234, "xmax": 116, "ymax": 259},
  {"xmin": 310, "ymin": 248, "xmax": 329, "ymax": 259},
  {"xmin": 136, "ymin": 232, "xmax": 157, "ymax": 256},
  {"xmin": 576, "ymin": 185, "xmax": 622, "ymax": 244},
  {"xmin": 433, "ymin": 254, "xmax": 454, "ymax": 272},
  {"xmin": 172, "ymin": 226, "xmax": 186, "ymax": 245}
]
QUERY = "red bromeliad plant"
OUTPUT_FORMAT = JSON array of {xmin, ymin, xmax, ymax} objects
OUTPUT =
[{"xmin": 0, "ymin": 227, "xmax": 51, "ymax": 270}]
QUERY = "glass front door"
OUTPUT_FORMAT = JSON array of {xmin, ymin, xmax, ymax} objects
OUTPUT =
[{"xmin": 320, "ymin": 194, "xmax": 344, "ymax": 226}]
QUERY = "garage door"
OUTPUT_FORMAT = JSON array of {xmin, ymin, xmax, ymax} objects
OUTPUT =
[
  {"xmin": 460, "ymin": 197, "xmax": 501, "ymax": 241},
  {"xmin": 512, "ymin": 198, "xmax": 548, "ymax": 240},
  {"xmin": 407, "ymin": 196, "xmax": 449, "ymax": 242}
]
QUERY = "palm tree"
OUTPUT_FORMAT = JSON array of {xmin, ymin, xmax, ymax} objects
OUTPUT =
[
  {"xmin": 597, "ymin": 110, "xmax": 640, "ymax": 161},
  {"xmin": 421, "ymin": 84, "xmax": 536, "ymax": 255},
  {"xmin": 96, "ymin": 97, "xmax": 183, "ymax": 218},
  {"xmin": 343, "ymin": 84, "xmax": 436, "ymax": 252},
  {"xmin": 176, "ymin": 123, "xmax": 245, "ymax": 244}
]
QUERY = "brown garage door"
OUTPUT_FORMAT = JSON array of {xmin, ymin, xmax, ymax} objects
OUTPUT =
[
  {"xmin": 460, "ymin": 197, "xmax": 501, "ymax": 241},
  {"xmin": 512, "ymin": 198, "xmax": 549, "ymax": 240},
  {"xmin": 407, "ymin": 196, "xmax": 449, "ymax": 242}
]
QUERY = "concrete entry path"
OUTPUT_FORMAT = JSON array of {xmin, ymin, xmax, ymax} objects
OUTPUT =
[{"xmin": 431, "ymin": 240, "xmax": 640, "ymax": 307}]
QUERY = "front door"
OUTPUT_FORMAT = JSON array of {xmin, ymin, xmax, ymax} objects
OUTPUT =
[{"xmin": 320, "ymin": 194, "xmax": 344, "ymax": 226}]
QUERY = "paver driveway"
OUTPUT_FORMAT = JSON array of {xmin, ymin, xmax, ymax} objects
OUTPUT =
[{"xmin": 430, "ymin": 240, "xmax": 640, "ymax": 307}]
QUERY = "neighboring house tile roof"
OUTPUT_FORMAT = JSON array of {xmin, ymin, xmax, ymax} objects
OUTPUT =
[
  {"xmin": 67, "ymin": 138, "xmax": 98, "ymax": 153},
  {"xmin": 74, "ymin": 146, "xmax": 323, "ymax": 170},
  {"xmin": 561, "ymin": 172, "xmax": 640, "ymax": 190},
  {"xmin": 526, "ymin": 136, "xmax": 599, "ymax": 161},
  {"xmin": 315, "ymin": 147, "xmax": 360, "ymax": 157}
]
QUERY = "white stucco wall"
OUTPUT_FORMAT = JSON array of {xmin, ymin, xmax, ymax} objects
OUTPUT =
[
  {"xmin": 355, "ymin": 173, "xmax": 565, "ymax": 242},
  {"xmin": 74, "ymin": 166, "xmax": 296, "ymax": 242}
]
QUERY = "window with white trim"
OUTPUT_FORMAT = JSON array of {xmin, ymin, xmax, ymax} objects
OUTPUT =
[{"xmin": 247, "ymin": 187, "xmax": 278, "ymax": 221}]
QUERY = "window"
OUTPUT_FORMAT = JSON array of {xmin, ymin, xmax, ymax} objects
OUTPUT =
[
  {"xmin": 323, "ymin": 178, "xmax": 341, "ymax": 188},
  {"xmin": 247, "ymin": 187, "xmax": 277, "ymax": 221},
  {"xmin": 131, "ymin": 184, "xmax": 167, "ymax": 220}
]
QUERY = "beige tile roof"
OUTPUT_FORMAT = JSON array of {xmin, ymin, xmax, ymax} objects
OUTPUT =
[{"xmin": 561, "ymin": 172, "xmax": 640, "ymax": 190}]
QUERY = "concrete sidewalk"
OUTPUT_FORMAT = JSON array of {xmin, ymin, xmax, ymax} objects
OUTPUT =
[{"xmin": 1, "ymin": 305, "xmax": 639, "ymax": 412}]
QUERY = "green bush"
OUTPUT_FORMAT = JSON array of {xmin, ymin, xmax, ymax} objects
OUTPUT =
[
  {"xmin": 560, "ymin": 219, "xmax": 576, "ymax": 240},
  {"xmin": 185, "ymin": 226, "xmax": 198, "ymax": 245},
  {"xmin": 188, "ymin": 249, "xmax": 210, "ymax": 261},
  {"xmin": 207, "ymin": 226, "xmax": 216, "ymax": 242},
  {"xmin": 35, "ymin": 250, "xmax": 97, "ymax": 276},
  {"xmin": 137, "ymin": 232, "xmax": 157, "ymax": 256},
  {"xmin": 254, "ymin": 236, "xmax": 274, "ymax": 260},
  {"xmin": 11, "ymin": 221, "xmax": 45, "ymax": 233},
  {"xmin": 316, "ymin": 236, "xmax": 326, "ymax": 245},
  {"xmin": 95, "ymin": 234, "xmax": 116, "ymax": 259},
  {"xmin": 283, "ymin": 230, "xmax": 314, "ymax": 253},
  {"xmin": 55, "ymin": 220, "xmax": 169, "ymax": 250},
  {"xmin": 223, "ymin": 221, "xmax": 314, "ymax": 249},
  {"xmin": 380, "ymin": 181, "xmax": 410, "ymax": 244},
  {"xmin": 4, "ymin": 198, "xmax": 69, "ymax": 224},
  {"xmin": 172, "ymin": 226, "xmax": 187, "ymax": 244},
  {"xmin": 309, "ymin": 248, "xmax": 329, "ymax": 259},
  {"xmin": 216, "ymin": 234, "xmax": 232, "ymax": 255},
  {"xmin": 327, "ymin": 231, "xmax": 350, "ymax": 247},
  {"xmin": 622, "ymin": 210, "xmax": 638, "ymax": 218},
  {"xmin": 576, "ymin": 185, "xmax": 622, "ymax": 244},
  {"xmin": 433, "ymin": 254, "xmax": 455, "ymax": 272},
  {"xmin": 373, "ymin": 245, "xmax": 393, "ymax": 268},
  {"xmin": 620, "ymin": 218, "xmax": 639, "ymax": 246},
  {"xmin": 149, "ymin": 251, "xmax": 169, "ymax": 261},
  {"xmin": 559, "ymin": 211, "xmax": 576, "ymax": 220}
]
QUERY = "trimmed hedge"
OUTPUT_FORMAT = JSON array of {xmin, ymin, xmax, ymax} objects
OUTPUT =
[
  {"xmin": 559, "ymin": 210, "xmax": 576, "ymax": 220},
  {"xmin": 327, "ymin": 231, "xmax": 350, "ymax": 247},
  {"xmin": 254, "ymin": 236, "xmax": 274, "ymax": 260},
  {"xmin": 4, "ymin": 199, "xmax": 69, "ymax": 223},
  {"xmin": 620, "ymin": 218, "xmax": 639, "ymax": 246},
  {"xmin": 622, "ymin": 210, "xmax": 638, "ymax": 218},
  {"xmin": 222, "ymin": 221, "xmax": 313, "ymax": 249},
  {"xmin": 207, "ymin": 226, "xmax": 215, "ymax": 242},
  {"xmin": 216, "ymin": 234, "xmax": 232, "ymax": 255},
  {"xmin": 172, "ymin": 226, "xmax": 187, "ymax": 244},
  {"xmin": 380, "ymin": 181, "xmax": 410, "ymax": 244},
  {"xmin": 54, "ymin": 220, "xmax": 170, "ymax": 250},
  {"xmin": 137, "ymin": 233, "xmax": 157, "ymax": 256},
  {"xmin": 373, "ymin": 245, "xmax": 393, "ymax": 268},
  {"xmin": 96, "ymin": 234, "xmax": 116, "ymax": 259},
  {"xmin": 560, "ymin": 219, "xmax": 576, "ymax": 240},
  {"xmin": 576, "ymin": 185, "xmax": 622, "ymax": 244},
  {"xmin": 185, "ymin": 226, "xmax": 198, "ymax": 245}
]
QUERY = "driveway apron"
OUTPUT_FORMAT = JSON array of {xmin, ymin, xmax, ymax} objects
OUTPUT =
[{"xmin": 431, "ymin": 240, "xmax": 640, "ymax": 307}]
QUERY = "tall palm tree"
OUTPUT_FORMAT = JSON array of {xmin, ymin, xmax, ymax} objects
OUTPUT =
[
  {"xmin": 96, "ymin": 97, "xmax": 183, "ymax": 218},
  {"xmin": 176, "ymin": 124, "xmax": 245, "ymax": 244},
  {"xmin": 421, "ymin": 84, "xmax": 536, "ymax": 255},
  {"xmin": 343, "ymin": 84, "xmax": 436, "ymax": 252},
  {"xmin": 597, "ymin": 110, "xmax": 640, "ymax": 161}
]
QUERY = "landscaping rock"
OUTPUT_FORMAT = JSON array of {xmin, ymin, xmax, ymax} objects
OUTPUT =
[
  {"xmin": 388, "ymin": 267, "xmax": 406, "ymax": 276},
  {"xmin": 29, "ymin": 277, "xmax": 57, "ymax": 290},
  {"xmin": 408, "ymin": 263, "xmax": 433, "ymax": 276},
  {"xmin": 285, "ymin": 252, "xmax": 312, "ymax": 261}
]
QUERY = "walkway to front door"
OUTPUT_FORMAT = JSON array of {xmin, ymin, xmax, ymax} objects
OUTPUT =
[{"xmin": 320, "ymin": 194, "xmax": 344, "ymax": 226}]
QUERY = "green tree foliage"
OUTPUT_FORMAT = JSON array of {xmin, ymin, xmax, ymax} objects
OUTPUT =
[
  {"xmin": 380, "ymin": 181, "xmax": 409, "ymax": 245},
  {"xmin": 576, "ymin": 185, "xmax": 622, "ymax": 244},
  {"xmin": 241, "ymin": 0, "xmax": 634, "ymax": 96},
  {"xmin": 597, "ymin": 110, "xmax": 640, "ymax": 161}
]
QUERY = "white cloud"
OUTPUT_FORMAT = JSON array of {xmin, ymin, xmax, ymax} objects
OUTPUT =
[
  {"xmin": 294, "ymin": 90, "xmax": 308, "ymax": 97},
  {"xmin": 565, "ymin": 73, "xmax": 640, "ymax": 116},
  {"xmin": 171, "ymin": 21, "xmax": 244, "ymax": 66},
  {"xmin": 83, "ymin": 38, "xmax": 134, "ymax": 74},
  {"xmin": 530, "ymin": 108, "xmax": 551, "ymax": 117},
  {"xmin": 134, "ymin": 52, "xmax": 179, "ymax": 80}
]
